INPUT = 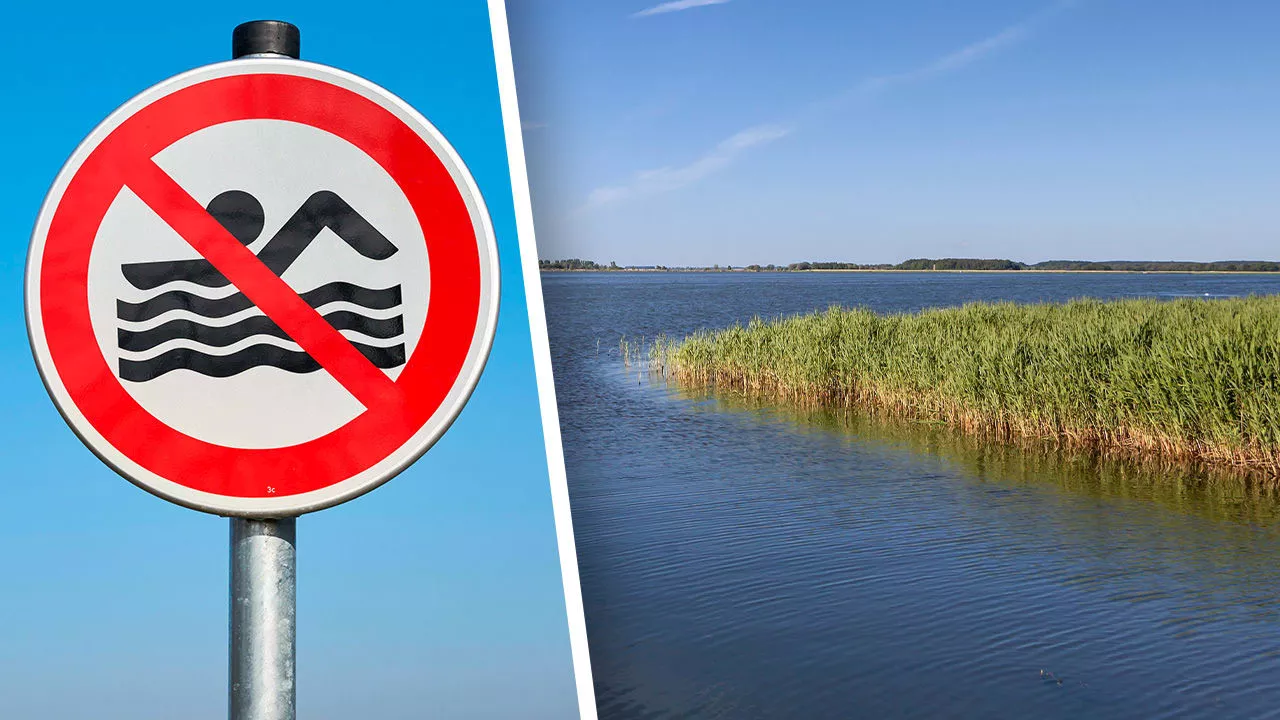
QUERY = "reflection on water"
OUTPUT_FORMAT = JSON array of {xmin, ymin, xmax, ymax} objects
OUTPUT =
[
  {"xmin": 546, "ymin": 272, "xmax": 1280, "ymax": 719},
  {"xmin": 681, "ymin": 382, "xmax": 1280, "ymax": 633},
  {"xmin": 671, "ymin": 384, "xmax": 1280, "ymax": 527}
]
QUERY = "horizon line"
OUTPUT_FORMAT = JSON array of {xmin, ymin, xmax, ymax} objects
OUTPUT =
[{"xmin": 538, "ymin": 257, "xmax": 1280, "ymax": 267}]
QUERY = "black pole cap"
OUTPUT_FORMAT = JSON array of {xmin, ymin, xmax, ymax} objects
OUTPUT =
[{"xmin": 232, "ymin": 20, "xmax": 300, "ymax": 59}]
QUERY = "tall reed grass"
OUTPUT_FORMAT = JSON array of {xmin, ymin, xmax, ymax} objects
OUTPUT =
[{"xmin": 651, "ymin": 297, "xmax": 1280, "ymax": 474}]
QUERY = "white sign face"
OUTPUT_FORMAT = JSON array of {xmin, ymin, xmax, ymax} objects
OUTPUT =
[
  {"xmin": 26, "ymin": 60, "xmax": 499, "ymax": 517},
  {"xmin": 91, "ymin": 120, "xmax": 432, "ymax": 449}
]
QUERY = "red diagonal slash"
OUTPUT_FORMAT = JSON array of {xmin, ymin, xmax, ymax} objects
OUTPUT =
[{"xmin": 125, "ymin": 159, "xmax": 405, "ymax": 412}]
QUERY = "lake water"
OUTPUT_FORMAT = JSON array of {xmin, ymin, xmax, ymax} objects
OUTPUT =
[{"xmin": 543, "ymin": 272, "xmax": 1280, "ymax": 719}]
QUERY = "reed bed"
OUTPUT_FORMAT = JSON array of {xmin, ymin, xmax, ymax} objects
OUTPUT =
[{"xmin": 651, "ymin": 296, "xmax": 1280, "ymax": 475}]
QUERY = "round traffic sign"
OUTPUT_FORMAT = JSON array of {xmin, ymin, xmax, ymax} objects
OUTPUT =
[{"xmin": 26, "ymin": 59, "xmax": 500, "ymax": 517}]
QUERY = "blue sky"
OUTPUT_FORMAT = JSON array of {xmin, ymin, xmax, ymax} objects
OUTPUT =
[
  {"xmin": 509, "ymin": 0, "xmax": 1280, "ymax": 266},
  {"xmin": 1, "ymin": 2, "xmax": 581, "ymax": 718}
]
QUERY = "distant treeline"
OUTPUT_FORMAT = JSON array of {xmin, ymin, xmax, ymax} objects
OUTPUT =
[
  {"xmin": 897, "ymin": 258, "xmax": 1026, "ymax": 270},
  {"xmin": 789, "ymin": 258, "xmax": 1280, "ymax": 272},
  {"xmin": 539, "ymin": 258, "xmax": 621, "ymax": 270},
  {"xmin": 790, "ymin": 259, "xmax": 1024, "ymax": 271},
  {"xmin": 1032, "ymin": 260, "xmax": 1280, "ymax": 272},
  {"xmin": 540, "ymin": 257, "xmax": 1280, "ymax": 272}
]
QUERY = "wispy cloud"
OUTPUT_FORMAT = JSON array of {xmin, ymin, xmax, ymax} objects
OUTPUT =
[
  {"xmin": 856, "ymin": 1, "xmax": 1072, "ymax": 94},
  {"xmin": 632, "ymin": 0, "xmax": 731, "ymax": 19},
  {"xmin": 585, "ymin": 124, "xmax": 790, "ymax": 208},
  {"xmin": 858, "ymin": 25, "xmax": 1031, "ymax": 93},
  {"xmin": 589, "ymin": 2, "xmax": 1072, "ymax": 208}
]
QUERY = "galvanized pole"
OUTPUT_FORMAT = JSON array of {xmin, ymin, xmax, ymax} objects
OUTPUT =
[
  {"xmin": 230, "ymin": 518, "xmax": 297, "ymax": 720},
  {"xmin": 227, "ymin": 21, "xmax": 302, "ymax": 720}
]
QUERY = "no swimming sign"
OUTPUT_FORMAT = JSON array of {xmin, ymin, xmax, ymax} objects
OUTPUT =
[
  {"xmin": 28, "ymin": 58, "xmax": 499, "ymax": 517},
  {"xmin": 21, "ymin": 12, "xmax": 594, "ymax": 720}
]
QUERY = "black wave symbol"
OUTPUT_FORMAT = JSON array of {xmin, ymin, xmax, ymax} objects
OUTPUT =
[
  {"xmin": 119, "ymin": 343, "xmax": 407, "ymax": 382},
  {"xmin": 117, "ymin": 282, "xmax": 402, "ymax": 323},
  {"xmin": 122, "ymin": 190, "xmax": 398, "ymax": 290},
  {"xmin": 119, "ymin": 311, "xmax": 404, "ymax": 353},
  {"xmin": 117, "ymin": 190, "xmax": 407, "ymax": 381}
]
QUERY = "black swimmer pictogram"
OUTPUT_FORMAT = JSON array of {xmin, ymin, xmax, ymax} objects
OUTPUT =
[{"xmin": 117, "ymin": 190, "xmax": 407, "ymax": 381}]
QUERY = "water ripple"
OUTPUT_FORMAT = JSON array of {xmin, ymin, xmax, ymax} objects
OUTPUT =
[{"xmin": 547, "ymin": 272, "xmax": 1280, "ymax": 719}]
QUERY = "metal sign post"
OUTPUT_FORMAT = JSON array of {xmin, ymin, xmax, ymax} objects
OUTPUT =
[
  {"xmin": 230, "ymin": 517, "xmax": 297, "ymax": 720},
  {"xmin": 26, "ymin": 14, "xmax": 499, "ymax": 720}
]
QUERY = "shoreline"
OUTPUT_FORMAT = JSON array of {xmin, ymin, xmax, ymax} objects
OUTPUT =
[{"xmin": 542, "ymin": 268, "xmax": 1280, "ymax": 275}]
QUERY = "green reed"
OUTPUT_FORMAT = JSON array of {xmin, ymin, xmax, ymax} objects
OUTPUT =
[{"xmin": 652, "ymin": 296, "xmax": 1280, "ymax": 474}]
